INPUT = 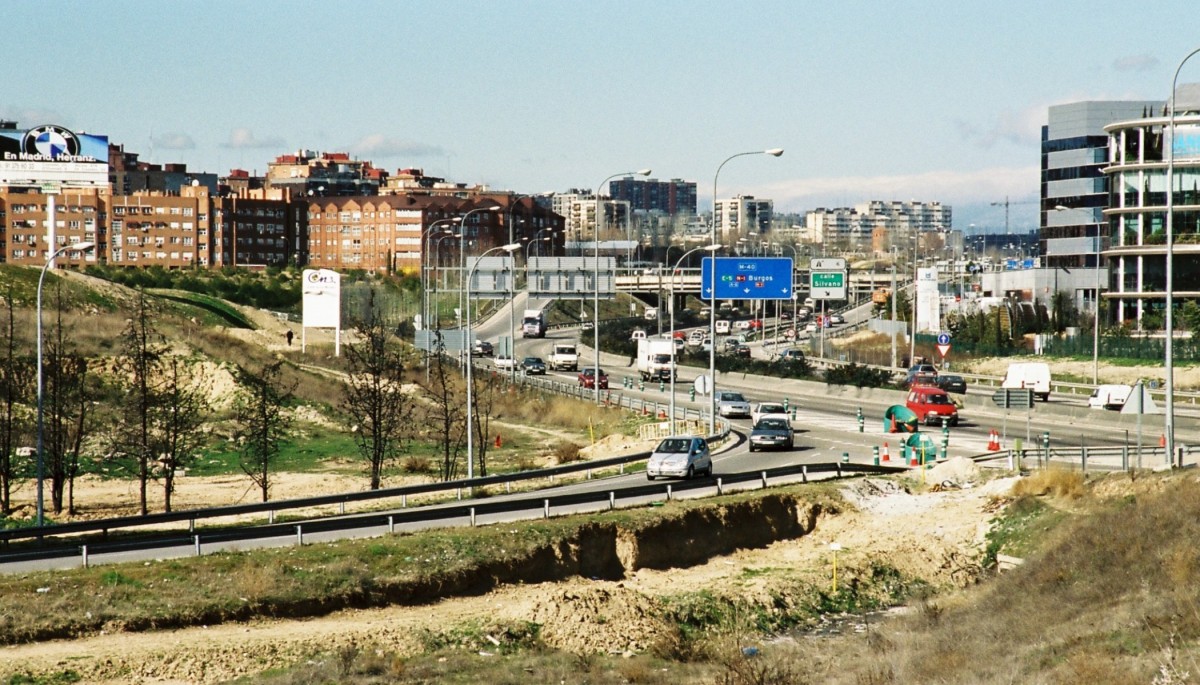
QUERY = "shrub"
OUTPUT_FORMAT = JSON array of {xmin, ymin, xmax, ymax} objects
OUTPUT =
[
  {"xmin": 823, "ymin": 362, "xmax": 893, "ymax": 388},
  {"xmin": 553, "ymin": 441, "xmax": 583, "ymax": 464}
]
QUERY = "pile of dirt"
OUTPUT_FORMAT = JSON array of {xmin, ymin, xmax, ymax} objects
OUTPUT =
[{"xmin": 528, "ymin": 584, "xmax": 670, "ymax": 654}]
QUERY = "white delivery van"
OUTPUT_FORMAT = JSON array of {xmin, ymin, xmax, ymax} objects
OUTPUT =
[
  {"xmin": 1002, "ymin": 362, "xmax": 1052, "ymax": 402},
  {"xmin": 1089, "ymin": 384, "xmax": 1132, "ymax": 410},
  {"xmin": 715, "ymin": 320, "xmax": 731, "ymax": 335}
]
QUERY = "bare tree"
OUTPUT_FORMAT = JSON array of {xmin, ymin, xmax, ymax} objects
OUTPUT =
[
  {"xmin": 235, "ymin": 360, "xmax": 294, "ymax": 502},
  {"xmin": 342, "ymin": 292, "xmax": 415, "ymax": 490},
  {"xmin": 113, "ymin": 291, "xmax": 163, "ymax": 515},
  {"xmin": 470, "ymin": 370, "xmax": 503, "ymax": 478},
  {"xmin": 422, "ymin": 351, "xmax": 466, "ymax": 481},
  {"xmin": 152, "ymin": 356, "xmax": 211, "ymax": 512},
  {"xmin": 0, "ymin": 287, "xmax": 30, "ymax": 514},
  {"xmin": 41, "ymin": 287, "xmax": 93, "ymax": 515}
]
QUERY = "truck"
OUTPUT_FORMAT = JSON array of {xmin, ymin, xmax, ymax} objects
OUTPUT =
[
  {"xmin": 637, "ymin": 337, "xmax": 676, "ymax": 382},
  {"xmin": 521, "ymin": 309, "xmax": 546, "ymax": 338},
  {"xmin": 1002, "ymin": 362, "xmax": 1052, "ymax": 402},
  {"xmin": 548, "ymin": 343, "xmax": 579, "ymax": 371}
]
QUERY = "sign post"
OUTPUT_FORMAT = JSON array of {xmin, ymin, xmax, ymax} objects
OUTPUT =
[
  {"xmin": 936, "ymin": 331, "xmax": 952, "ymax": 361},
  {"xmin": 301, "ymin": 268, "xmax": 342, "ymax": 356},
  {"xmin": 809, "ymin": 258, "xmax": 848, "ymax": 301}
]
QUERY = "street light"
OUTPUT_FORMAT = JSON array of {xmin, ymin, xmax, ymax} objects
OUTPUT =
[
  {"xmin": 594, "ymin": 169, "xmax": 651, "ymax": 403},
  {"xmin": 421, "ymin": 218, "xmax": 459, "ymax": 334},
  {"xmin": 429, "ymin": 232, "xmax": 462, "ymax": 381},
  {"xmin": 465, "ymin": 242, "xmax": 521, "ymax": 481},
  {"xmin": 709, "ymin": 149, "xmax": 783, "ymax": 434},
  {"xmin": 1165, "ymin": 48, "xmax": 1200, "ymax": 465},
  {"xmin": 36, "ymin": 240, "xmax": 96, "ymax": 527},
  {"xmin": 669, "ymin": 244, "xmax": 722, "ymax": 432},
  {"xmin": 458, "ymin": 205, "xmax": 501, "ymax": 365}
]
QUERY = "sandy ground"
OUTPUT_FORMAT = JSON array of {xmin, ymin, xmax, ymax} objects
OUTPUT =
[{"xmin": 0, "ymin": 459, "xmax": 1011, "ymax": 684}]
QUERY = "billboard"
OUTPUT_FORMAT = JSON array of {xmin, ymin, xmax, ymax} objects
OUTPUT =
[
  {"xmin": 302, "ymin": 269, "xmax": 341, "ymax": 328},
  {"xmin": 915, "ymin": 267, "xmax": 940, "ymax": 333},
  {"xmin": 0, "ymin": 124, "xmax": 109, "ymax": 187}
]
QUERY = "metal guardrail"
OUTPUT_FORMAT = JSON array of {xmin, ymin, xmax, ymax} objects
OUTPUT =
[
  {"xmin": 0, "ymin": 461, "xmax": 900, "ymax": 566},
  {"xmin": 1, "ymin": 365, "xmax": 730, "ymax": 549}
]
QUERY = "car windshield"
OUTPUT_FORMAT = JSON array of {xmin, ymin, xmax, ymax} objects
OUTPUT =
[
  {"xmin": 524, "ymin": 357, "xmax": 540, "ymax": 364},
  {"xmin": 759, "ymin": 404, "xmax": 785, "ymax": 414},
  {"xmin": 720, "ymin": 392, "xmax": 746, "ymax": 402},
  {"xmin": 925, "ymin": 393, "xmax": 950, "ymax": 404},
  {"xmin": 942, "ymin": 376, "xmax": 962, "ymax": 383},
  {"xmin": 756, "ymin": 418, "xmax": 788, "ymax": 430},
  {"xmin": 656, "ymin": 438, "xmax": 691, "ymax": 454}
]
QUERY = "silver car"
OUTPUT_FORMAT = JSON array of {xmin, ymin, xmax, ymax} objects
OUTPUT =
[
  {"xmin": 749, "ymin": 417, "xmax": 795, "ymax": 452},
  {"xmin": 716, "ymin": 391, "xmax": 751, "ymax": 418},
  {"xmin": 646, "ymin": 435, "xmax": 712, "ymax": 480}
]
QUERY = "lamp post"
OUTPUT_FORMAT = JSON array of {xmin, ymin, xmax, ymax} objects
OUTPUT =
[
  {"xmin": 421, "ymin": 218, "xmax": 458, "ymax": 337},
  {"xmin": 429, "ymin": 232, "xmax": 462, "ymax": 381},
  {"xmin": 36, "ymin": 241, "xmax": 96, "ymax": 527},
  {"xmin": 772, "ymin": 242, "xmax": 798, "ymax": 347},
  {"xmin": 594, "ymin": 169, "xmax": 651, "ymax": 403},
  {"xmin": 458, "ymin": 205, "xmax": 500, "ymax": 365},
  {"xmin": 708, "ymin": 149, "xmax": 783, "ymax": 433},
  {"xmin": 669, "ymin": 244, "xmax": 722, "ymax": 432},
  {"xmin": 465, "ymin": 242, "xmax": 521, "ymax": 481},
  {"xmin": 1165, "ymin": 48, "xmax": 1200, "ymax": 466}
]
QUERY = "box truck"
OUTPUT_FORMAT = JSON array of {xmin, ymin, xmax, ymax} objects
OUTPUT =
[
  {"xmin": 521, "ymin": 309, "xmax": 546, "ymax": 338},
  {"xmin": 637, "ymin": 338, "xmax": 676, "ymax": 381}
]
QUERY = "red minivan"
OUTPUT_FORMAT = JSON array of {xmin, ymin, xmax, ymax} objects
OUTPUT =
[{"xmin": 906, "ymin": 386, "xmax": 959, "ymax": 426}]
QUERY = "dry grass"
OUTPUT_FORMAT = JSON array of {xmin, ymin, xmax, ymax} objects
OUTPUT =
[
  {"xmin": 553, "ymin": 441, "xmax": 583, "ymax": 464},
  {"xmin": 1010, "ymin": 466, "xmax": 1087, "ymax": 499}
]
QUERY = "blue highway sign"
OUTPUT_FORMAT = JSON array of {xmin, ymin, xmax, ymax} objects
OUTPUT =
[{"xmin": 701, "ymin": 257, "xmax": 794, "ymax": 301}]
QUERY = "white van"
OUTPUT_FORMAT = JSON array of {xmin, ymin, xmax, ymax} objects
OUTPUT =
[
  {"xmin": 1002, "ymin": 362, "xmax": 1052, "ymax": 402},
  {"xmin": 1089, "ymin": 384, "xmax": 1132, "ymax": 410},
  {"xmin": 715, "ymin": 320, "xmax": 731, "ymax": 335}
]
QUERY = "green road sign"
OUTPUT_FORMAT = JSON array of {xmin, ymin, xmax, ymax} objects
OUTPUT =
[{"xmin": 809, "ymin": 270, "xmax": 847, "ymax": 300}]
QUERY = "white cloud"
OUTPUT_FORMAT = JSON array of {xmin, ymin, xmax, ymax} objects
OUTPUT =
[
  {"xmin": 761, "ymin": 166, "xmax": 1040, "ymax": 213},
  {"xmin": 348, "ymin": 134, "xmax": 445, "ymax": 158},
  {"xmin": 223, "ymin": 127, "xmax": 285, "ymax": 149},
  {"xmin": 1113, "ymin": 54, "xmax": 1159, "ymax": 72},
  {"xmin": 153, "ymin": 133, "xmax": 195, "ymax": 150},
  {"xmin": 956, "ymin": 103, "xmax": 1046, "ymax": 149}
]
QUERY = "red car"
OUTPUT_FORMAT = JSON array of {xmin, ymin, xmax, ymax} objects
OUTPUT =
[
  {"xmin": 748, "ymin": 319, "xmax": 763, "ymax": 331},
  {"xmin": 577, "ymin": 367, "xmax": 609, "ymax": 389}
]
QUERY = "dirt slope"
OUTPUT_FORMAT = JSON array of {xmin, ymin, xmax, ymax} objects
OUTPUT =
[{"xmin": 0, "ymin": 460, "xmax": 1009, "ymax": 684}]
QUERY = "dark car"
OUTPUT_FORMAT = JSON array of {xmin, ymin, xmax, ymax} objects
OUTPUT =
[
  {"xmin": 749, "ymin": 417, "xmax": 795, "ymax": 452},
  {"xmin": 577, "ymin": 367, "xmax": 608, "ymax": 389},
  {"xmin": 471, "ymin": 340, "xmax": 494, "ymax": 357},
  {"xmin": 936, "ymin": 374, "xmax": 967, "ymax": 394},
  {"xmin": 733, "ymin": 343, "xmax": 752, "ymax": 358},
  {"xmin": 903, "ymin": 364, "xmax": 938, "ymax": 389},
  {"xmin": 777, "ymin": 348, "xmax": 806, "ymax": 362},
  {"xmin": 521, "ymin": 356, "xmax": 547, "ymax": 375}
]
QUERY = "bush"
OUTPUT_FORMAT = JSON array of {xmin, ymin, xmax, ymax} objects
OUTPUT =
[
  {"xmin": 823, "ymin": 363, "xmax": 893, "ymax": 388},
  {"xmin": 553, "ymin": 441, "xmax": 583, "ymax": 464}
]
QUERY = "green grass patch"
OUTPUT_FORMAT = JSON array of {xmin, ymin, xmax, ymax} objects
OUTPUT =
[{"xmin": 147, "ymin": 289, "xmax": 255, "ymax": 329}]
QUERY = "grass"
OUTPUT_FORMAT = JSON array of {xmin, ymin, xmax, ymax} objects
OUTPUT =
[
  {"xmin": 0, "ymin": 482, "xmax": 844, "ymax": 649},
  {"xmin": 146, "ymin": 288, "xmax": 256, "ymax": 329}
]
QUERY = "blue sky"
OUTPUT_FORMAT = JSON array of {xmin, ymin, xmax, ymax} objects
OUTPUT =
[{"xmin": 3, "ymin": 1, "xmax": 1196, "ymax": 232}]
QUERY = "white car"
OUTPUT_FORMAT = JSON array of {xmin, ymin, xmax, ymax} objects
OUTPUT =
[
  {"xmin": 733, "ymin": 320, "xmax": 752, "ymax": 331},
  {"xmin": 829, "ymin": 314, "xmax": 845, "ymax": 325},
  {"xmin": 687, "ymin": 330, "xmax": 706, "ymax": 346},
  {"xmin": 494, "ymin": 355, "xmax": 516, "ymax": 371},
  {"xmin": 646, "ymin": 435, "xmax": 712, "ymax": 480},
  {"xmin": 716, "ymin": 391, "xmax": 751, "ymax": 418},
  {"xmin": 751, "ymin": 402, "xmax": 790, "ymax": 424},
  {"xmin": 805, "ymin": 322, "xmax": 818, "ymax": 333}
]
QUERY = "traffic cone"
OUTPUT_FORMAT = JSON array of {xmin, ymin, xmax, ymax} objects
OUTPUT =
[
  {"xmin": 642, "ymin": 405, "xmax": 649, "ymax": 416},
  {"xmin": 495, "ymin": 434, "xmax": 502, "ymax": 448},
  {"xmin": 1160, "ymin": 433, "xmax": 1167, "ymax": 448},
  {"xmin": 889, "ymin": 416, "xmax": 897, "ymax": 433},
  {"xmin": 658, "ymin": 409, "xmax": 667, "ymax": 419},
  {"xmin": 881, "ymin": 442, "xmax": 890, "ymax": 462},
  {"xmin": 987, "ymin": 429, "xmax": 1000, "ymax": 451}
]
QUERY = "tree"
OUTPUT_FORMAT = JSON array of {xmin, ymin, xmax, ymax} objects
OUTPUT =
[
  {"xmin": 41, "ymin": 286, "xmax": 94, "ymax": 515},
  {"xmin": 470, "ymin": 371, "xmax": 502, "ymax": 478},
  {"xmin": 235, "ymin": 361, "xmax": 294, "ymax": 502},
  {"xmin": 152, "ymin": 356, "xmax": 211, "ymax": 512},
  {"xmin": 0, "ymin": 287, "xmax": 30, "ymax": 514},
  {"xmin": 421, "ymin": 351, "xmax": 466, "ymax": 482},
  {"xmin": 342, "ymin": 292, "xmax": 414, "ymax": 490},
  {"xmin": 113, "ymin": 291, "xmax": 163, "ymax": 515}
]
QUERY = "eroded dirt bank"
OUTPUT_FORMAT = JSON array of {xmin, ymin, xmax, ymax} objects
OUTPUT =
[{"xmin": 0, "ymin": 466, "xmax": 1005, "ymax": 684}]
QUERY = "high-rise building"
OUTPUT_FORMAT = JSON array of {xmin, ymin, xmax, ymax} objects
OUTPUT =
[
  {"xmin": 1042, "ymin": 101, "xmax": 1161, "ymax": 271},
  {"xmin": 608, "ymin": 177, "xmax": 697, "ymax": 216},
  {"xmin": 714, "ymin": 195, "xmax": 773, "ymax": 239},
  {"xmin": 1102, "ymin": 87, "xmax": 1200, "ymax": 327}
]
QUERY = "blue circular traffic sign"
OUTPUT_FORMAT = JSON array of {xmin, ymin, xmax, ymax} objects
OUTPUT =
[{"xmin": 937, "ymin": 332, "xmax": 951, "ymax": 345}]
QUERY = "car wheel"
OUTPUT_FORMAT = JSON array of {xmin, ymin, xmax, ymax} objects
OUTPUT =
[
  {"xmin": 749, "ymin": 444, "xmax": 756, "ymax": 452},
  {"xmin": 706, "ymin": 464, "xmax": 714, "ymax": 477},
  {"xmin": 646, "ymin": 473, "xmax": 655, "ymax": 481},
  {"xmin": 686, "ymin": 465, "xmax": 694, "ymax": 480},
  {"xmin": 787, "ymin": 440, "xmax": 794, "ymax": 450}
]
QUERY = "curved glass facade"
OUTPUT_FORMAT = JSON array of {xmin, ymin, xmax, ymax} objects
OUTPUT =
[{"xmin": 1103, "ymin": 113, "xmax": 1200, "ymax": 328}]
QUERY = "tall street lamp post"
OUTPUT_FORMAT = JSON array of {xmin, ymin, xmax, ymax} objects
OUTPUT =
[
  {"xmin": 458, "ymin": 205, "xmax": 500, "ymax": 366},
  {"xmin": 669, "ymin": 244, "xmax": 722, "ymax": 432},
  {"xmin": 36, "ymin": 241, "xmax": 96, "ymax": 527},
  {"xmin": 708, "ymin": 149, "xmax": 783, "ymax": 434},
  {"xmin": 594, "ymin": 169, "xmax": 651, "ymax": 403},
  {"xmin": 465, "ymin": 243, "xmax": 521, "ymax": 480},
  {"xmin": 428, "ymin": 232, "xmax": 461, "ymax": 381},
  {"xmin": 1166, "ymin": 47, "xmax": 1200, "ymax": 465}
]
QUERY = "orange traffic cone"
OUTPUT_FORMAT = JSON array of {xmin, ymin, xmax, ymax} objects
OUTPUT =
[
  {"xmin": 642, "ymin": 405, "xmax": 649, "ymax": 416},
  {"xmin": 987, "ymin": 429, "xmax": 1000, "ymax": 451},
  {"xmin": 889, "ymin": 416, "xmax": 897, "ymax": 433},
  {"xmin": 495, "ymin": 434, "xmax": 502, "ymax": 448},
  {"xmin": 658, "ymin": 409, "xmax": 667, "ymax": 419},
  {"xmin": 881, "ymin": 442, "xmax": 890, "ymax": 462},
  {"xmin": 1160, "ymin": 433, "xmax": 1167, "ymax": 448}
]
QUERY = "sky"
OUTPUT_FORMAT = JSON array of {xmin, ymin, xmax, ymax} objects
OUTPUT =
[{"xmin": 3, "ymin": 0, "xmax": 1198, "ymax": 234}]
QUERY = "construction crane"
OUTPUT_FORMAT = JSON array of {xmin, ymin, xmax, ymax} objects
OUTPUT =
[{"xmin": 990, "ymin": 196, "xmax": 1040, "ymax": 235}]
